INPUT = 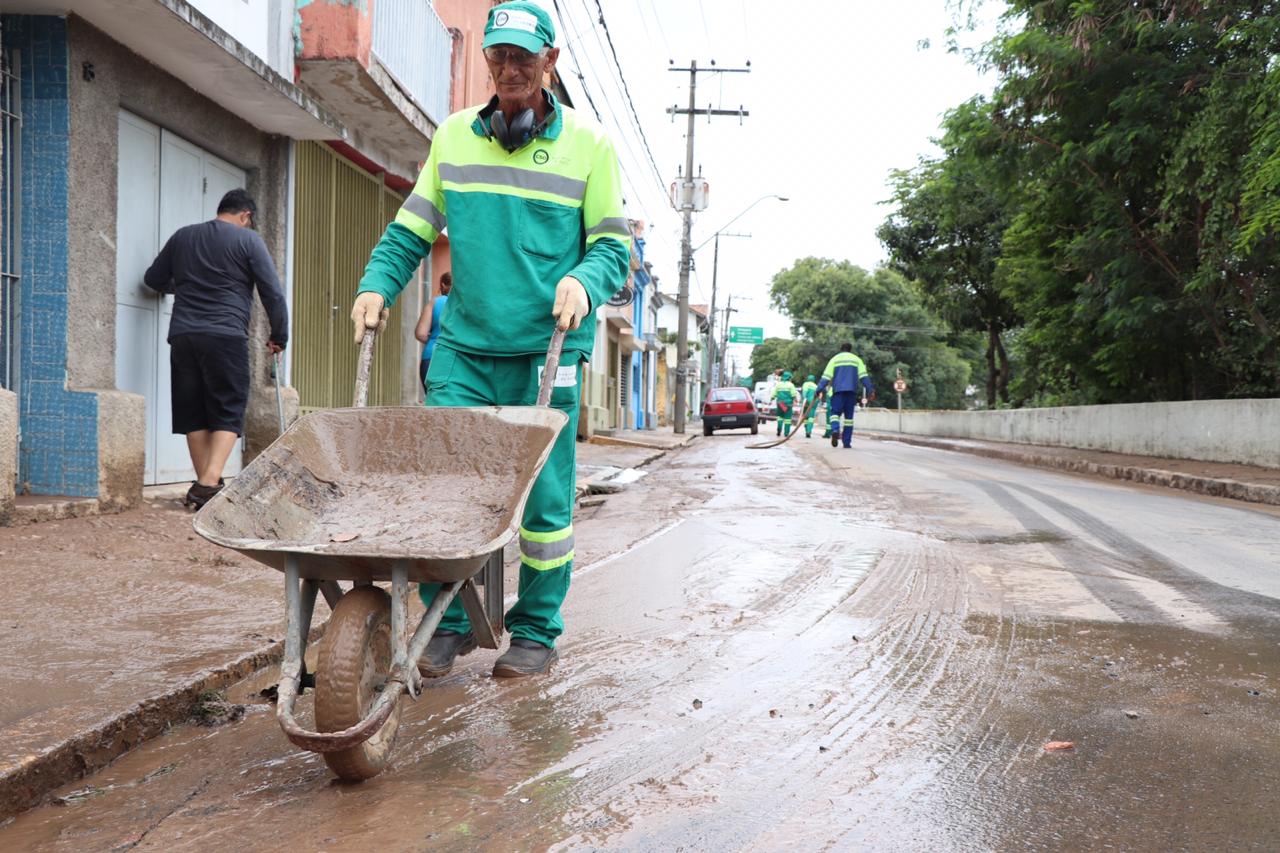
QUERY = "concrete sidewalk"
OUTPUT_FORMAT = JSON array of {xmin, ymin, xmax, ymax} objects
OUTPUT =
[
  {"xmin": 0, "ymin": 437, "xmax": 694, "ymax": 820},
  {"xmin": 862, "ymin": 431, "xmax": 1280, "ymax": 507}
]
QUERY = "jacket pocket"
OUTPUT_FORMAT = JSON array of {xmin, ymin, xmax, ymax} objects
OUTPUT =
[{"xmin": 519, "ymin": 200, "xmax": 580, "ymax": 262}]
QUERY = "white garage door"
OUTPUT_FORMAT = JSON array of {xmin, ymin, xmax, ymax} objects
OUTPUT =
[{"xmin": 115, "ymin": 111, "xmax": 247, "ymax": 485}]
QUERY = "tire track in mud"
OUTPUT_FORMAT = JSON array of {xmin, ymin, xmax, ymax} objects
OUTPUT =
[
  {"xmin": 970, "ymin": 480, "xmax": 1172, "ymax": 624},
  {"xmin": 1004, "ymin": 482, "xmax": 1280, "ymax": 638}
]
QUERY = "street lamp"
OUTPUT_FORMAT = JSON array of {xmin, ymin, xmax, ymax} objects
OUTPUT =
[{"xmin": 700, "ymin": 194, "xmax": 788, "ymax": 398}]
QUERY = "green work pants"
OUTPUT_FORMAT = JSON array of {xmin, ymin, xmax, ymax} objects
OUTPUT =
[
  {"xmin": 418, "ymin": 344, "xmax": 579, "ymax": 648},
  {"xmin": 776, "ymin": 401, "xmax": 793, "ymax": 436},
  {"xmin": 803, "ymin": 399, "xmax": 816, "ymax": 437}
]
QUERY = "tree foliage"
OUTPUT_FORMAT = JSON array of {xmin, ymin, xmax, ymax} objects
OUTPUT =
[
  {"xmin": 879, "ymin": 98, "xmax": 1018, "ymax": 407},
  {"xmin": 884, "ymin": 0, "xmax": 1280, "ymax": 404},
  {"xmin": 753, "ymin": 259, "xmax": 971, "ymax": 409}
]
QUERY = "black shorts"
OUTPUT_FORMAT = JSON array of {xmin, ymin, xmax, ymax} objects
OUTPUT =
[{"xmin": 170, "ymin": 333, "xmax": 250, "ymax": 435}]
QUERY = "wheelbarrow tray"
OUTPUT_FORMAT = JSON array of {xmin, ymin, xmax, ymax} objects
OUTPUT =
[{"xmin": 194, "ymin": 406, "xmax": 568, "ymax": 584}]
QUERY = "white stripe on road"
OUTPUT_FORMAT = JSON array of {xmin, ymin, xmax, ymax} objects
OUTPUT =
[{"xmin": 502, "ymin": 518, "xmax": 689, "ymax": 606}]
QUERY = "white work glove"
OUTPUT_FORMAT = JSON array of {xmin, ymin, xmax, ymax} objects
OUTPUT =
[
  {"xmin": 552, "ymin": 276, "xmax": 590, "ymax": 331},
  {"xmin": 351, "ymin": 292, "xmax": 389, "ymax": 344}
]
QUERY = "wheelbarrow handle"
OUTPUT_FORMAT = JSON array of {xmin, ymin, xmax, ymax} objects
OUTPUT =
[
  {"xmin": 353, "ymin": 329, "xmax": 376, "ymax": 408},
  {"xmin": 536, "ymin": 328, "xmax": 567, "ymax": 408}
]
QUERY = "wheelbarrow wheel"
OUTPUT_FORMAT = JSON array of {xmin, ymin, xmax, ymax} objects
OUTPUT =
[{"xmin": 314, "ymin": 585, "xmax": 402, "ymax": 781}]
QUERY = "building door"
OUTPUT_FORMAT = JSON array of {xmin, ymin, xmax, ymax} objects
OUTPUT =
[
  {"xmin": 291, "ymin": 141, "xmax": 405, "ymax": 412},
  {"xmin": 115, "ymin": 112, "xmax": 247, "ymax": 484}
]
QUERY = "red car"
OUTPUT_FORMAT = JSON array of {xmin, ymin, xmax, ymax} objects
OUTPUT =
[{"xmin": 701, "ymin": 387, "xmax": 760, "ymax": 436}]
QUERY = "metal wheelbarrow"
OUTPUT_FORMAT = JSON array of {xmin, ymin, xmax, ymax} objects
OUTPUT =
[{"xmin": 193, "ymin": 328, "xmax": 569, "ymax": 780}]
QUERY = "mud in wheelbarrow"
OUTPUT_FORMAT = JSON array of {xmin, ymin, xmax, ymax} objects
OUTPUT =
[
  {"xmin": 193, "ymin": 403, "xmax": 568, "ymax": 780},
  {"xmin": 195, "ymin": 405, "xmax": 566, "ymax": 583}
]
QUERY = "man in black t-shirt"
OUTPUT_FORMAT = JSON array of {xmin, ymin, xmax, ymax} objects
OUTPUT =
[{"xmin": 145, "ymin": 189, "xmax": 289, "ymax": 508}]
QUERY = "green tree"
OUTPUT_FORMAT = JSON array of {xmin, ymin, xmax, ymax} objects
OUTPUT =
[
  {"xmin": 982, "ymin": 0, "xmax": 1280, "ymax": 401},
  {"xmin": 879, "ymin": 98, "xmax": 1019, "ymax": 407},
  {"xmin": 767, "ymin": 259, "xmax": 971, "ymax": 409}
]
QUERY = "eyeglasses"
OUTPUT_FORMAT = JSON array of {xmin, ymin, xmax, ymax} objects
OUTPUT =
[{"xmin": 483, "ymin": 46, "xmax": 543, "ymax": 68}]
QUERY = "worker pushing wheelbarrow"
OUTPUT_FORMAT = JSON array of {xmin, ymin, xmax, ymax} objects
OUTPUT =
[{"xmin": 194, "ymin": 0, "xmax": 632, "ymax": 781}]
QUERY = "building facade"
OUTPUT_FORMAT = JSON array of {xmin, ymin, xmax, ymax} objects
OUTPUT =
[{"xmin": 0, "ymin": 0, "xmax": 451, "ymax": 512}]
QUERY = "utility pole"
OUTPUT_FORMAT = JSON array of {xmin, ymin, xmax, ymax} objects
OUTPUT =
[
  {"xmin": 718, "ymin": 293, "xmax": 736, "ymax": 386},
  {"xmin": 669, "ymin": 60, "xmax": 750, "ymax": 433},
  {"xmin": 705, "ymin": 230, "xmax": 749, "ymax": 399}
]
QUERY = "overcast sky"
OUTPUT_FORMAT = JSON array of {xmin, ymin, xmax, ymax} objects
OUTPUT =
[{"xmin": 533, "ymin": 0, "xmax": 1000, "ymax": 373}]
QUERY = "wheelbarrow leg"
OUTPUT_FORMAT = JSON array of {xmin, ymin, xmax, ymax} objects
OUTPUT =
[
  {"xmin": 390, "ymin": 560, "xmax": 415, "ymax": 697},
  {"xmin": 459, "ymin": 579, "xmax": 499, "ymax": 650},
  {"xmin": 481, "ymin": 548, "xmax": 505, "ymax": 641},
  {"xmin": 319, "ymin": 580, "xmax": 345, "ymax": 610},
  {"xmin": 278, "ymin": 555, "xmax": 320, "ymax": 724},
  {"xmin": 402, "ymin": 580, "xmax": 465, "ymax": 683}
]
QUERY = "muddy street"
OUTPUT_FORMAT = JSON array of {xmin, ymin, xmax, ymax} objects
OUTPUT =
[{"xmin": 3, "ymin": 434, "xmax": 1279, "ymax": 851}]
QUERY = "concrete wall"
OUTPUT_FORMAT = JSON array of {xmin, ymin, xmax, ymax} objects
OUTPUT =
[
  {"xmin": 68, "ymin": 17, "xmax": 291, "ymax": 482},
  {"xmin": 0, "ymin": 389, "xmax": 15, "ymax": 523},
  {"xmin": 95, "ymin": 389, "xmax": 144, "ymax": 511},
  {"xmin": 858, "ymin": 399, "xmax": 1280, "ymax": 470}
]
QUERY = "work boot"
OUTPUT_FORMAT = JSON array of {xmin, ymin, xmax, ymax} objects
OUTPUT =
[
  {"xmin": 492, "ymin": 638, "xmax": 558, "ymax": 678},
  {"xmin": 183, "ymin": 481, "xmax": 223, "ymax": 509},
  {"xmin": 830, "ymin": 431, "xmax": 839, "ymax": 448},
  {"xmin": 418, "ymin": 630, "xmax": 477, "ymax": 678}
]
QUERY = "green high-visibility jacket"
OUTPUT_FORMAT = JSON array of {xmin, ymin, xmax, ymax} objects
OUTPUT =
[
  {"xmin": 772, "ymin": 381, "xmax": 798, "ymax": 405},
  {"xmin": 801, "ymin": 380, "xmax": 818, "ymax": 401},
  {"xmin": 356, "ymin": 90, "xmax": 631, "ymax": 358}
]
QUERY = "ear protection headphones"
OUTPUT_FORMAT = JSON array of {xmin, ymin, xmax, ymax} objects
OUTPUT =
[{"xmin": 489, "ymin": 107, "xmax": 551, "ymax": 153}]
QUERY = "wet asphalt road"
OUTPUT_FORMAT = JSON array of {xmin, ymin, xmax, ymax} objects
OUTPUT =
[{"xmin": 3, "ymin": 432, "xmax": 1279, "ymax": 851}]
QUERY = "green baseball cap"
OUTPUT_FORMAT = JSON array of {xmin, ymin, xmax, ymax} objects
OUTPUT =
[
  {"xmin": 782, "ymin": 371, "xmax": 793, "ymax": 381},
  {"xmin": 483, "ymin": 2, "xmax": 555, "ymax": 53}
]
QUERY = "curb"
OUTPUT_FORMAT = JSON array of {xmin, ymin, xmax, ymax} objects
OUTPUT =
[
  {"xmin": 862, "ymin": 432, "xmax": 1280, "ymax": 508},
  {"xmin": 587, "ymin": 434, "xmax": 697, "ymax": 451},
  {"xmin": 0, "ymin": 627, "xmax": 322, "ymax": 821},
  {"xmin": 575, "ymin": 440, "xmax": 690, "ymax": 500}
]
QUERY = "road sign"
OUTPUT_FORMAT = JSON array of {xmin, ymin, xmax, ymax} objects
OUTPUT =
[
  {"xmin": 728, "ymin": 326, "xmax": 764, "ymax": 345},
  {"xmin": 893, "ymin": 378, "xmax": 907, "ymax": 393}
]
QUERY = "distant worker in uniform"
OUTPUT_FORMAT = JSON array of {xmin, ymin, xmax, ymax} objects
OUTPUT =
[
  {"xmin": 771, "ymin": 371, "xmax": 799, "ymax": 437},
  {"xmin": 350, "ymin": 1, "xmax": 629, "ymax": 678},
  {"xmin": 800, "ymin": 374, "xmax": 818, "ymax": 438},
  {"xmin": 144, "ymin": 189, "xmax": 288, "ymax": 509},
  {"xmin": 815, "ymin": 343, "xmax": 874, "ymax": 448},
  {"xmin": 414, "ymin": 271, "xmax": 453, "ymax": 391}
]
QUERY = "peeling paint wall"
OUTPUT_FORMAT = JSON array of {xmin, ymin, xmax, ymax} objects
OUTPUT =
[{"xmin": 296, "ymin": 0, "xmax": 373, "ymax": 66}]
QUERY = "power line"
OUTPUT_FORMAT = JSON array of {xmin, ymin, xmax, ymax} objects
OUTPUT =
[
  {"xmin": 552, "ymin": 1, "xmax": 670, "ymax": 231},
  {"xmin": 589, "ymin": 0, "xmax": 667, "ymax": 193},
  {"xmin": 550, "ymin": 0, "xmax": 603, "ymax": 123},
  {"xmin": 556, "ymin": 0, "xmax": 665, "ymax": 204},
  {"xmin": 639, "ymin": 0, "xmax": 672, "ymax": 59},
  {"xmin": 788, "ymin": 316, "xmax": 946, "ymax": 335}
]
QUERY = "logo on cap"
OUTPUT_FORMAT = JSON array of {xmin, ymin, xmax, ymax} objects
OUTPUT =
[{"xmin": 494, "ymin": 9, "xmax": 539, "ymax": 34}]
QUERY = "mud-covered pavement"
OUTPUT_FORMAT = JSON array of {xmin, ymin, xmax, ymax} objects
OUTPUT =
[{"xmin": 3, "ymin": 433, "xmax": 1280, "ymax": 851}]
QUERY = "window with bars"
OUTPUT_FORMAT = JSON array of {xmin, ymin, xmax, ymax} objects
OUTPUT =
[{"xmin": 0, "ymin": 47, "xmax": 19, "ymax": 392}]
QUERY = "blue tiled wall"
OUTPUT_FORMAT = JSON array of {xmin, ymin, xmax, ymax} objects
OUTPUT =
[
  {"xmin": 629, "ymin": 237, "xmax": 649, "ymax": 429},
  {"xmin": 4, "ymin": 16, "xmax": 100, "ymax": 496}
]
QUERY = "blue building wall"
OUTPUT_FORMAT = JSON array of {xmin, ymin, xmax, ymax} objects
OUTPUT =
[
  {"xmin": 4, "ymin": 16, "xmax": 100, "ymax": 496},
  {"xmin": 628, "ymin": 236, "xmax": 649, "ymax": 430}
]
